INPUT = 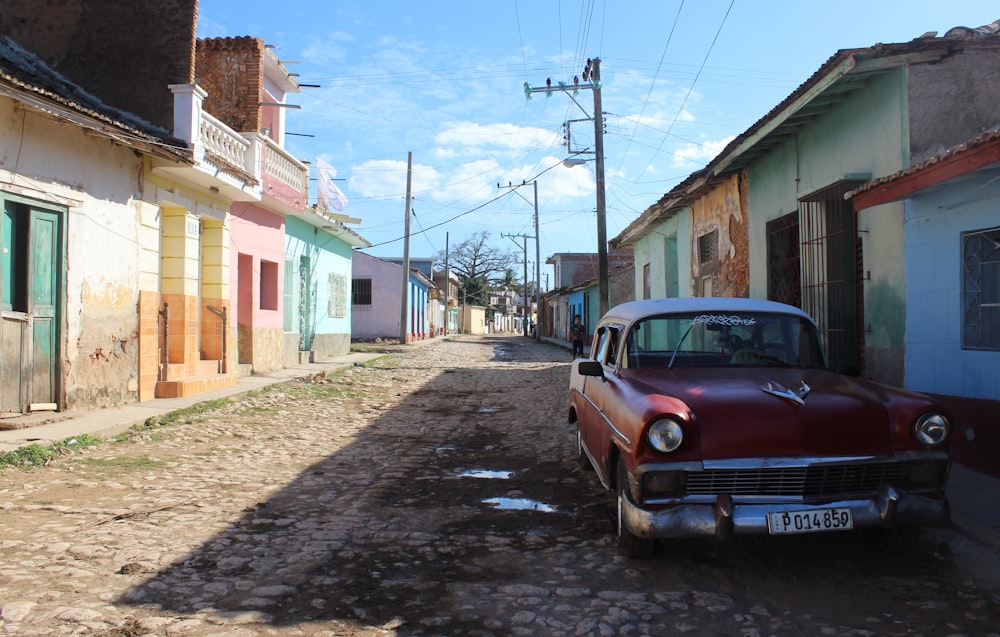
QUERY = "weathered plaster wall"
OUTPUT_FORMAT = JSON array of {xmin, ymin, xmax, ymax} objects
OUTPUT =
[
  {"xmin": 0, "ymin": 96, "xmax": 145, "ymax": 410},
  {"xmin": 690, "ymin": 172, "xmax": 747, "ymax": 298},
  {"xmin": 908, "ymin": 46, "xmax": 1000, "ymax": 164}
]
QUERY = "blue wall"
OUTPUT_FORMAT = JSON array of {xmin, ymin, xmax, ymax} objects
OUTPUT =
[{"xmin": 902, "ymin": 166, "xmax": 1000, "ymax": 399}]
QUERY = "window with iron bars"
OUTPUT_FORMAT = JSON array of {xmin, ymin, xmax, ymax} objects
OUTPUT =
[
  {"xmin": 962, "ymin": 226, "xmax": 1000, "ymax": 350},
  {"xmin": 351, "ymin": 278, "xmax": 372, "ymax": 305},
  {"xmin": 797, "ymin": 180, "xmax": 865, "ymax": 375}
]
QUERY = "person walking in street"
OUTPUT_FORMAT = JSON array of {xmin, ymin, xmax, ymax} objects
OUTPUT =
[{"xmin": 570, "ymin": 314, "xmax": 586, "ymax": 358}]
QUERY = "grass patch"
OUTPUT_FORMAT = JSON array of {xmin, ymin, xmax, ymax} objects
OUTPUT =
[
  {"xmin": 82, "ymin": 456, "xmax": 167, "ymax": 471},
  {"xmin": 0, "ymin": 434, "xmax": 103, "ymax": 469},
  {"xmin": 154, "ymin": 398, "xmax": 234, "ymax": 425}
]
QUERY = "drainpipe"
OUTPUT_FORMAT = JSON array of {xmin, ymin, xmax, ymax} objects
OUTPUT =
[
  {"xmin": 206, "ymin": 305, "xmax": 228, "ymax": 373},
  {"xmin": 158, "ymin": 303, "xmax": 169, "ymax": 381}
]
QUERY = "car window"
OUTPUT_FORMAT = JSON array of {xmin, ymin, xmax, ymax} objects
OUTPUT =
[
  {"xmin": 624, "ymin": 312, "xmax": 827, "ymax": 369},
  {"xmin": 593, "ymin": 328, "xmax": 611, "ymax": 362},
  {"xmin": 594, "ymin": 325, "xmax": 622, "ymax": 366}
]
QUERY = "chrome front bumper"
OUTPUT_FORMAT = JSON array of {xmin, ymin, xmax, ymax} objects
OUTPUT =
[{"xmin": 621, "ymin": 484, "xmax": 951, "ymax": 540}]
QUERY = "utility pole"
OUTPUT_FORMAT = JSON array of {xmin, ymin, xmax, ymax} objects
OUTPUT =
[
  {"xmin": 499, "ymin": 179, "xmax": 540, "ymax": 338},
  {"xmin": 443, "ymin": 232, "xmax": 450, "ymax": 337},
  {"xmin": 532, "ymin": 180, "xmax": 541, "ymax": 341},
  {"xmin": 501, "ymin": 231, "xmax": 530, "ymax": 336},
  {"xmin": 399, "ymin": 151, "xmax": 412, "ymax": 344},
  {"xmin": 524, "ymin": 57, "xmax": 609, "ymax": 315}
]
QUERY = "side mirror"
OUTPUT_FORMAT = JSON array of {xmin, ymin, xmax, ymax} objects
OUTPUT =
[{"xmin": 577, "ymin": 360, "xmax": 605, "ymax": 378}]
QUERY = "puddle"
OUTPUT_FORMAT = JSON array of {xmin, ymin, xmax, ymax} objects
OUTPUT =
[
  {"xmin": 483, "ymin": 497, "xmax": 556, "ymax": 512},
  {"xmin": 477, "ymin": 406, "xmax": 500, "ymax": 413},
  {"xmin": 456, "ymin": 470, "xmax": 514, "ymax": 479}
]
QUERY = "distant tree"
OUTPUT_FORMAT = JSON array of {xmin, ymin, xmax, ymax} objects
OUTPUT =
[{"xmin": 438, "ymin": 231, "xmax": 516, "ymax": 307}]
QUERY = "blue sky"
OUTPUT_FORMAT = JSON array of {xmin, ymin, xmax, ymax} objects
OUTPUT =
[{"xmin": 197, "ymin": 1, "xmax": 999, "ymax": 287}]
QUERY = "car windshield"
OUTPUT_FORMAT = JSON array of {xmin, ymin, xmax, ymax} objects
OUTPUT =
[{"xmin": 622, "ymin": 311, "xmax": 827, "ymax": 369}]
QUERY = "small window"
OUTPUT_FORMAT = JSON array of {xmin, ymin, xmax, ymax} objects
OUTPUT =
[
  {"xmin": 260, "ymin": 260, "xmax": 278, "ymax": 311},
  {"xmin": 352, "ymin": 278, "xmax": 372, "ymax": 305},
  {"xmin": 962, "ymin": 226, "xmax": 1000, "ymax": 350},
  {"xmin": 698, "ymin": 229, "xmax": 719, "ymax": 264}
]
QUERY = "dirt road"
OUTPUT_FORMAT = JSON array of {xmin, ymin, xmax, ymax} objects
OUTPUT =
[{"xmin": 1, "ymin": 335, "xmax": 998, "ymax": 636}]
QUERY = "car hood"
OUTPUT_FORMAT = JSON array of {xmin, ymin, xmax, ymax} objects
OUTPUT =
[{"xmin": 631, "ymin": 367, "xmax": 893, "ymax": 459}]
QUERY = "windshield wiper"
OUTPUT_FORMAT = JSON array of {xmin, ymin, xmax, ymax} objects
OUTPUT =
[{"xmin": 667, "ymin": 323, "xmax": 697, "ymax": 369}]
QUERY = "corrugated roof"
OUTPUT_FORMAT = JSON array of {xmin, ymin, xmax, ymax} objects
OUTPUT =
[
  {"xmin": 611, "ymin": 23, "xmax": 1000, "ymax": 248},
  {"xmin": 846, "ymin": 127, "xmax": 1000, "ymax": 200}
]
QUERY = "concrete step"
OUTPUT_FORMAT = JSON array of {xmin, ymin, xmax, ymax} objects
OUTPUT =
[{"xmin": 153, "ymin": 373, "xmax": 237, "ymax": 399}]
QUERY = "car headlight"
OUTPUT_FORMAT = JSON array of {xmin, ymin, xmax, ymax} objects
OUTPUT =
[
  {"xmin": 913, "ymin": 412, "xmax": 950, "ymax": 447},
  {"xmin": 647, "ymin": 418, "xmax": 684, "ymax": 453}
]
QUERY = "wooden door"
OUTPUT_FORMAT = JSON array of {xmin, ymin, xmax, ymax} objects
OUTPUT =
[{"xmin": 0, "ymin": 200, "xmax": 62, "ymax": 413}]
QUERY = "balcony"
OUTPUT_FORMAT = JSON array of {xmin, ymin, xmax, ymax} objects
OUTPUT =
[
  {"xmin": 256, "ymin": 135, "xmax": 309, "ymax": 214},
  {"xmin": 153, "ymin": 83, "xmax": 262, "ymax": 202}
]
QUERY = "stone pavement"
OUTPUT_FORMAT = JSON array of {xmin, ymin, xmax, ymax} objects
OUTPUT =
[{"xmin": 1, "ymin": 334, "xmax": 998, "ymax": 554}]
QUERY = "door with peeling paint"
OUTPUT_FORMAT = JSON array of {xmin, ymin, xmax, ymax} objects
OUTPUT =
[{"xmin": 0, "ymin": 198, "xmax": 63, "ymax": 414}]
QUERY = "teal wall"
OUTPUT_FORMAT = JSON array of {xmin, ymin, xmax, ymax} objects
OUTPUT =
[
  {"xmin": 285, "ymin": 216, "xmax": 355, "ymax": 358},
  {"xmin": 746, "ymin": 69, "xmax": 908, "ymax": 382},
  {"xmin": 632, "ymin": 210, "xmax": 691, "ymax": 299}
]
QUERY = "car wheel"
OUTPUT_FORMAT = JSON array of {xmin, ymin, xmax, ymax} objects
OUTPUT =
[
  {"xmin": 576, "ymin": 429, "xmax": 591, "ymax": 470},
  {"xmin": 616, "ymin": 460, "xmax": 655, "ymax": 558},
  {"xmin": 864, "ymin": 524, "xmax": 919, "ymax": 554}
]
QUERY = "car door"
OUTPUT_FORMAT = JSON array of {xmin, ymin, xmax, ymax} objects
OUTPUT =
[{"xmin": 578, "ymin": 323, "xmax": 623, "ymax": 484}]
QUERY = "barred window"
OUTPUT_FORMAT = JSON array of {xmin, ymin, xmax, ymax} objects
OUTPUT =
[
  {"xmin": 352, "ymin": 278, "xmax": 372, "ymax": 305},
  {"xmin": 962, "ymin": 226, "xmax": 1000, "ymax": 350},
  {"xmin": 698, "ymin": 229, "xmax": 719, "ymax": 264}
]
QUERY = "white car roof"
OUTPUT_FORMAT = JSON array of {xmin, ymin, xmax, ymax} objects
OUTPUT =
[{"xmin": 600, "ymin": 297, "xmax": 816, "ymax": 326}]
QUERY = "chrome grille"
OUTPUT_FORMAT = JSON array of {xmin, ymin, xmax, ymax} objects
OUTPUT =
[{"xmin": 685, "ymin": 463, "xmax": 907, "ymax": 498}]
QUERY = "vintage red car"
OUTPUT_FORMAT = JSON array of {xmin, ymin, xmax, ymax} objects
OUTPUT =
[{"xmin": 568, "ymin": 298, "xmax": 951, "ymax": 558}]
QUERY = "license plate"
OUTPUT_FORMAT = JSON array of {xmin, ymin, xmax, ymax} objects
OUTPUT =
[{"xmin": 767, "ymin": 508, "xmax": 853, "ymax": 535}]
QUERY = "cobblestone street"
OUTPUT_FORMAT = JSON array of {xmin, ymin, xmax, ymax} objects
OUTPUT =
[{"xmin": 1, "ymin": 336, "xmax": 998, "ymax": 636}]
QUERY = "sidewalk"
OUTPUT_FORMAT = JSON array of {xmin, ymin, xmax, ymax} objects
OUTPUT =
[
  {"xmin": 0, "ymin": 349, "xmax": 391, "ymax": 452},
  {"xmin": 2, "ymin": 334, "xmax": 998, "ymax": 552}
]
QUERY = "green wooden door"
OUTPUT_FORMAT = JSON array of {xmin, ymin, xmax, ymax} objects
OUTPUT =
[
  {"xmin": 29, "ymin": 208, "xmax": 59, "ymax": 407},
  {"xmin": 0, "ymin": 200, "xmax": 61, "ymax": 413}
]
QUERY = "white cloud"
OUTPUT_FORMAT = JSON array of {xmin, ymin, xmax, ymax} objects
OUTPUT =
[
  {"xmin": 672, "ymin": 135, "xmax": 736, "ymax": 168},
  {"xmin": 301, "ymin": 31, "xmax": 353, "ymax": 65},
  {"xmin": 434, "ymin": 122, "xmax": 562, "ymax": 155},
  {"xmin": 349, "ymin": 158, "xmax": 443, "ymax": 200}
]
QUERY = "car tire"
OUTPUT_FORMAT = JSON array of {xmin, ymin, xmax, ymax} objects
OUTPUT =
[
  {"xmin": 864, "ymin": 524, "xmax": 919, "ymax": 554},
  {"xmin": 616, "ymin": 460, "xmax": 655, "ymax": 558},
  {"xmin": 577, "ymin": 429, "xmax": 591, "ymax": 471}
]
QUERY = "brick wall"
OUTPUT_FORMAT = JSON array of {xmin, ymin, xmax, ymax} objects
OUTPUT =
[
  {"xmin": 0, "ymin": 0, "xmax": 197, "ymax": 131},
  {"xmin": 196, "ymin": 37, "xmax": 264, "ymax": 134}
]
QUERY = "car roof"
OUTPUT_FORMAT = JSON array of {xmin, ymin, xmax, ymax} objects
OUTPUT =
[{"xmin": 600, "ymin": 297, "xmax": 817, "ymax": 326}]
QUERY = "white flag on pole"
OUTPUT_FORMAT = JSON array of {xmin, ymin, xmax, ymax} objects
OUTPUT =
[{"xmin": 316, "ymin": 158, "xmax": 349, "ymax": 211}]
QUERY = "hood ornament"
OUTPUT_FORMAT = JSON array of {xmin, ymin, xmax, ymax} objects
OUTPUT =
[{"xmin": 761, "ymin": 380, "xmax": 811, "ymax": 406}]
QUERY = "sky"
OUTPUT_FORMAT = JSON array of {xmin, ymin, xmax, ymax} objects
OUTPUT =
[{"xmin": 197, "ymin": 1, "xmax": 1000, "ymax": 289}]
